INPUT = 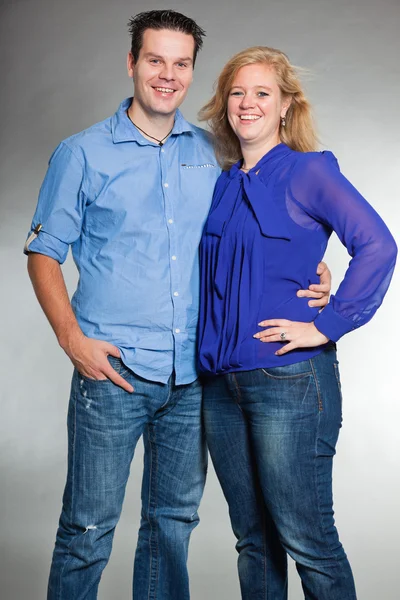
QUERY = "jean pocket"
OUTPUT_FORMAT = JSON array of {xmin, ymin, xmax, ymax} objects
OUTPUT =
[
  {"xmin": 261, "ymin": 359, "xmax": 312, "ymax": 380},
  {"xmin": 108, "ymin": 355, "xmax": 131, "ymax": 378},
  {"xmin": 78, "ymin": 356, "xmax": 130, "ymax": 383}
]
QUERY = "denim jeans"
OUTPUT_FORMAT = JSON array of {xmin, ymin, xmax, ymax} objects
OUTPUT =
[
  {"xmin": 48, "ymin": 357, "xmax": 207, "ymax": 600},
  {"xmin": 203, "ymin": 344, "xmax": 357, "ymax": 600}
]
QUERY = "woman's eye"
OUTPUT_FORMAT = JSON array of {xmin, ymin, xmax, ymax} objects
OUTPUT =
[
  {"xmin": 230, "ymin": 91, "xmax": 243, "ymax": 96},
  {"xmin": 257, "ymin": 91, "xmax": 269, "ymax": 97}
]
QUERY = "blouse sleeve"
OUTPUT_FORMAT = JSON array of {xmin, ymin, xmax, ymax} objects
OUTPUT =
[{"xmin": 289, "ymin": 151, "xmax": 397, "ymax": 342}]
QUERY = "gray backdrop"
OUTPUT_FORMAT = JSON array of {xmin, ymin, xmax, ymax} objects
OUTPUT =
[{"xmin": 1, "ymin": 0, "xmax": 399, "ymax": 598}]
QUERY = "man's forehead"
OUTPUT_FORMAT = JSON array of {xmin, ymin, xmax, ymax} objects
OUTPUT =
[{"xmin": 141, "ymin": 28, "xmax": 195, "ymax": 52}]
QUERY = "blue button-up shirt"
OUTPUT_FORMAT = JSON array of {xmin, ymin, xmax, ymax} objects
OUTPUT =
[{"xmin": 25, "ymin": 98, "xmax": 220, "ymax": 384}]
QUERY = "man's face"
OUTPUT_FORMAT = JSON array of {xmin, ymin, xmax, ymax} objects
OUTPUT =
[{"xmin": 127, "ymin": 28, "xmax": 195, "ymax": 118}]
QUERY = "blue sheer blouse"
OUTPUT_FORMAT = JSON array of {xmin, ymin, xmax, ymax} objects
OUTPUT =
[{"xmin": 198, "ymin": 143, "xmax": 397, "ymax": 374}]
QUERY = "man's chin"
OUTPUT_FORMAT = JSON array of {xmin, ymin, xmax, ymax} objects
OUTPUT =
[{"xmin": 150, "ymin": 102, "xmax": 182, "ymax": 117}]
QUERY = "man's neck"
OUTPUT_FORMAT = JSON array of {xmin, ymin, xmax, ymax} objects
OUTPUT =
[{"xmin": 128, "ymin": 98, "xmax": 176, "ymax": 143}]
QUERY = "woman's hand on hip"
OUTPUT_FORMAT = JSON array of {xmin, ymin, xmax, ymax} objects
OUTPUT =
[{"xmin": 253, "ymin": 320, "xmax": 329, "ymax": 356}]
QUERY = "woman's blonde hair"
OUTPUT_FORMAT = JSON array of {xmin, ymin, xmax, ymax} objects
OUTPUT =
[{"xmin": 199, "ymin": 46, "xmax": 318, "ymax": 170}]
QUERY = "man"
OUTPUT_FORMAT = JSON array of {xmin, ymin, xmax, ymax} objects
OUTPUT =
[{"xmin": 25, "ymin": 10, "xmax": 331, "ymax": 600}]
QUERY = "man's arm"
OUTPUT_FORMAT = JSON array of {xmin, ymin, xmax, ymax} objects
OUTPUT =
[
  {"xmin": 254, "ymin": 261, "xmax": 332, "ymax": 353},
  {"xmin": 27, "ymin": 253, "xmax": 133, "ymax": 392},
  {"xmin": 297, "ymin": 261, "xmax": 331, "ymax": 307}
]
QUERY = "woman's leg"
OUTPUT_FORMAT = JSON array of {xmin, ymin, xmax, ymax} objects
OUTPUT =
[
  {"xmin": 234, "ymin": 346, "xmax": 356, "ymax": 600},
  {"xmin": 203, "ymin": 374, "xmax": 288, "ymax": 600}
]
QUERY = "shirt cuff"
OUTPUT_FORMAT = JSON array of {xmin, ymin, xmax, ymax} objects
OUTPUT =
[
  {"xmin": 313, "ymin": 303, "xmax": 356, "ymax": 342},
  {"xmin": 23, "ymin": 227, "xmax": 69, "ymax": 263}
]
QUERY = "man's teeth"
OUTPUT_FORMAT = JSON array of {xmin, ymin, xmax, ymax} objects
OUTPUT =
[
  {"xmin": 155, "ymin": 87, "xmax": 175, "ymax": 93},
  {"xmin": 240, "ymin": 115, "xmax": 261, "ymax": 120}
]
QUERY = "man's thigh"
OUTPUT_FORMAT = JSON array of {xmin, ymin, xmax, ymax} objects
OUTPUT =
[
  {"xmin": 144, "ymin": 377, "xmax": 207, "ymax": 515},
  {"xmin": 64, "ymin": 358, "xmax": 150, "ymax": 522}
]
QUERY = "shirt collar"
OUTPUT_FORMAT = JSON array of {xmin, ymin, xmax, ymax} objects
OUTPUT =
[
  {"xmin": 111, "ymin": 97, "xmax": 194, "ymax": 144},
  {"xmin": 229, "ymin": 143, "xmax": 293, "ymax": 179}
]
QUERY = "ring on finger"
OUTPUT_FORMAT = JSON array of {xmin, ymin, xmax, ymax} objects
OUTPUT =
[{"xmin": 280, "ymin": 331, "xmax": 287, "ymax": 341}]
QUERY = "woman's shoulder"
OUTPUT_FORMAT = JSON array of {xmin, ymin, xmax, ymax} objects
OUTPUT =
[
  {"xmin": 293, "ymin": 149, "xmax": 339, "ymax": 167},
  {"xmin": 290, "ymin": 149, "xmax": 340, "ymax": 181}
]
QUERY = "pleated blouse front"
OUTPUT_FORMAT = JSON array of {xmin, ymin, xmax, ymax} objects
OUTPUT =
[{"xmin": 198, "ymin": 143, "xmax": 397, "ymax": 375}]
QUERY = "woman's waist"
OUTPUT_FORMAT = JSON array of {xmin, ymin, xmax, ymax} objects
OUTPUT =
[
  {"xmin": 199, "ymin": 338, "xmax": 330, "ymax": 374},
  {"xmin": 256, "ymin": 292, "xmax": 320, "ymax": 326},
  {"xmin": 198, "ymin": 292, "xmax": 324, "ymax": 374}
]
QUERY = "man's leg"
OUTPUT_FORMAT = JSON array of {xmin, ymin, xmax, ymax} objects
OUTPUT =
[
  {"xmin": 203, "ymin": 374, "xmax": 288, "ymax": 600},
  {"xmin": 133, "ymin": 377, "xmax": 207, "ymax": 600},
  {"xmin": 48, "ymin": 358, "xmax": 147, "ymax": 600}
]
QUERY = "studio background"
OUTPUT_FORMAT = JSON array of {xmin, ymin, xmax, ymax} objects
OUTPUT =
[{"xmin": 1, "ymin": 0, "xmax": 399, "ymax": 598}]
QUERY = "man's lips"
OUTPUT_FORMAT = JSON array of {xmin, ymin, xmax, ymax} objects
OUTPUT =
[{"xmin": 152, "ymin": 86, "xmax": 177, "ymax": 94}]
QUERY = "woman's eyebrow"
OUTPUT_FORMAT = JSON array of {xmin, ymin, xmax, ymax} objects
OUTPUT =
[{"xmin": 230, "ymin": 85, "xmax": 274, "ymax": 92}]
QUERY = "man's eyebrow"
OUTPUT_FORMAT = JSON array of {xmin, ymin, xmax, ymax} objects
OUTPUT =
[
  {"xmin": 143, "ymin": 52, "xmax": 193, "ymax": 63},
  {"xmin": 143, "ymin": 53, "xmax": 164, "ymax": 59}
]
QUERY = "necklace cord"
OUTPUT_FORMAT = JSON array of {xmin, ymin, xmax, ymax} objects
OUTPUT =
[{"xmin": 126, "ymin": 111, "xmax": 173, "ymax": 146}]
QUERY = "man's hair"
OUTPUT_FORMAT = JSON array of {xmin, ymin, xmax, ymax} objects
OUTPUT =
[{"xmin": 128, "ymin": 10, "xmax": 206, "ymax": 66}]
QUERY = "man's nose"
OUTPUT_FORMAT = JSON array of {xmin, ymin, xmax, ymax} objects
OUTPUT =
[{"xmin": 159, "ymin": 63, "xmax": 175, "ymax": 81}]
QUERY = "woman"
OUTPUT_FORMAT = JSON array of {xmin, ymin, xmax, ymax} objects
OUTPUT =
[{"xmin": 198, "ymin": 47, "xmax": 397, "ymax": 600}]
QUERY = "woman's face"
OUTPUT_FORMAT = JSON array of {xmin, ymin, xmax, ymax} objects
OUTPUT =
[{"xmin": 227, "ymin": 63, "xmax": 289, "ymax": 148}]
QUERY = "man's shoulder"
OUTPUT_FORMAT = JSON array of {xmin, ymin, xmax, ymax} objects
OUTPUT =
[
  {"xmin": 60, "ymin": 114, "xmax": 113, "ymax": 157},
  {"xmin": 187, "ymin": 123, "xmax": 215, "ymax": 147}
]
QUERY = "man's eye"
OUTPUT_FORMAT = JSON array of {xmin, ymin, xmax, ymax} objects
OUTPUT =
[
  {"xmin": 177, "ymin": 62, "xmax": 188, "ymax": 68},
  {"xmin": 150, "ymin": 59, "xmax": 161, "ymax": 64}
]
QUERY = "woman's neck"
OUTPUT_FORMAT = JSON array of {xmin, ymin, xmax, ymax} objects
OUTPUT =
[{"xmin": 241, "ymin": 136, "xmax": 281, "ymax": 171}]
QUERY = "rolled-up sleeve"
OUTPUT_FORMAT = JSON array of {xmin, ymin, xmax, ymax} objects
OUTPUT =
[
  {"xmin": 24, "ymin": 142, "xmax": 86, "ymax": 263},
  {"xmin": 289, "ymin": 151, "xmax": 398, "ymax": 341}
]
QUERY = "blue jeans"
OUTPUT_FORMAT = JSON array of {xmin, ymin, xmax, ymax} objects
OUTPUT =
[
  {"xmin": 48, "ymin": 357, "xmax": 207, "ymax": 600},
  {"xmin": 203, "ymin": 344, "xmax": 357, "ymax": 600}
]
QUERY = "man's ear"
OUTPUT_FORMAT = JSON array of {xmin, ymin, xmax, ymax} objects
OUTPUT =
[{"xmin": 127, "ymin": 52, "xmax": 135, "ymax": 79}]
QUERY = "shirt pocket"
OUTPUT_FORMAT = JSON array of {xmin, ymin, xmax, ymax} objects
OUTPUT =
[{"xmin": 180, "ymin": 164, "xmax": 219, "ymax": 207}]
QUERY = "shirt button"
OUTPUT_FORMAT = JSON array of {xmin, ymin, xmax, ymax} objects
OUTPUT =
[
  {"xmin": 173, "ymin": 291, "xmax": 179, "ymax": 297},
  {"xmin": 168, "ymin": 219, "xmax": 173, "ymax": 224},
  {"xmin": 171, "ymin": 255, "xmax": 177, "ymax": 261},
  {"xmin": 164, "ymin": 183, "xmax": 169, "ymax": 188},
  {"xmin": 161, "ymin": 149, "xmax": 165, "ymax": 153},
  {"xmin": 175, "ymin": 328, "xmax": 181, "ymax": 334}
]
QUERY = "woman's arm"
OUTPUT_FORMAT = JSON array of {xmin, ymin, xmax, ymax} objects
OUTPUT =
[{"xmin": 254, "ymin": 151, "xmax": 397, "ymax": 355}]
